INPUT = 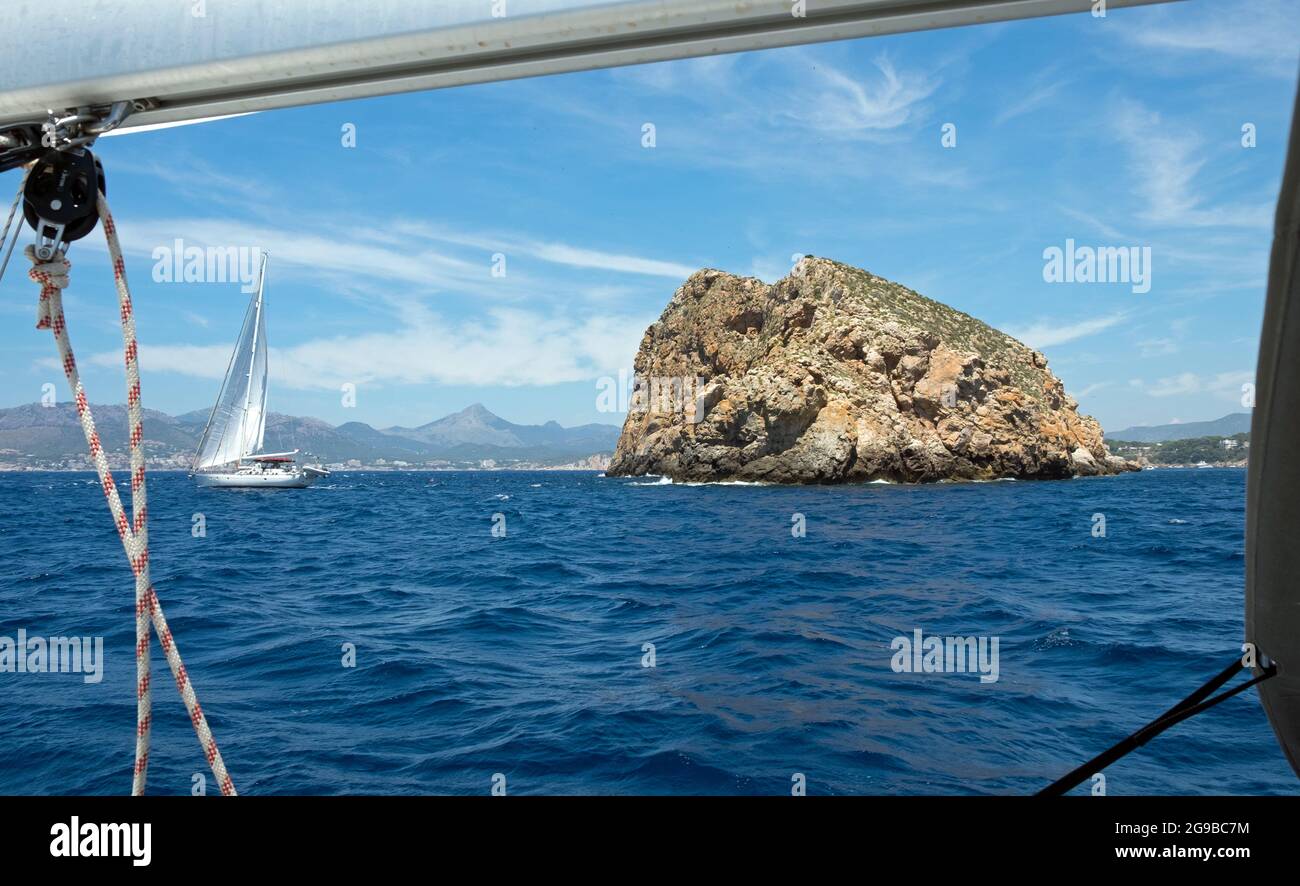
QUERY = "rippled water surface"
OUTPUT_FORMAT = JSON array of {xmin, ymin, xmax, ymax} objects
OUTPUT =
[{"xmin": 0, "ymin": 468, "xmax": 1292, "ymax": 795}]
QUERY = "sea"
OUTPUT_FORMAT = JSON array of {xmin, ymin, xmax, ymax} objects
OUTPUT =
[{"xmin": 0, "ymin": 467, "xmax": 1293, "ymax": 795}]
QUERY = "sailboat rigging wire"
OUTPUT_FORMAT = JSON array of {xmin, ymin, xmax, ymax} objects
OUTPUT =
[
  {"xmin": 0, "ymin": 166, "xmax": 28, "ymax": 286},
  {"xmin": 1037, "ymin": 657, "xmax": 1277, "ymax": 797},
  {"xmin": 25, "ymin": 193, "xmax": 236, "ymax": 796}
]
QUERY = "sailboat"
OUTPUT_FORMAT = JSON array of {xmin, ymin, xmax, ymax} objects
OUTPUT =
[{"xmin": 190, "ymin": 252, "xmax": 329, "ymax": 488}]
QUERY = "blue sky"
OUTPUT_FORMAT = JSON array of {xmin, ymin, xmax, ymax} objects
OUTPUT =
[{"xmin": 1, "ymin": 0, "xmax": 1297, "ymax": 433}]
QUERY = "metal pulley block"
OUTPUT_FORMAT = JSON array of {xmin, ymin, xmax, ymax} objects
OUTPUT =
[
  {"xmin": 0, "ymin": 102, "xmax": 128, "ymax": 264},
  {"xmin": 23, "ymin": 147, "xmax": 106, "ymax": 260}
]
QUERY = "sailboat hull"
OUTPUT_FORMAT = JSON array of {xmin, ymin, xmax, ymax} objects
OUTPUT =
[{"xmin": 194, "ymin": 470, "xmax": 319, "ymax": 488}]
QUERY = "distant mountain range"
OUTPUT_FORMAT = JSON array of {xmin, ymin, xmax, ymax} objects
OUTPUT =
[
  {"xmin": 2, "ymin": 401, "xmax": 1250, "ymax": 468},
  {"xmin": 1108, "ymin": 413, "xmax": 1252, "ymax": 443},
  {"xmin": 0, "ymin": 402, "xmax": 621, "ymax": 469}
]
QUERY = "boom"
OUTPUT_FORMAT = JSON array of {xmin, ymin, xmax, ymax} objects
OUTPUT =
[{"xmin": 0, "ymin": 0, "xmax": 1176, "ymax": 131}]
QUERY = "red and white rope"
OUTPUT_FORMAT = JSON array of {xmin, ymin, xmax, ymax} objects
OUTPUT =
[{"xmin": 27, "ymin": 193, "xmax": 236, "ymax": 796}]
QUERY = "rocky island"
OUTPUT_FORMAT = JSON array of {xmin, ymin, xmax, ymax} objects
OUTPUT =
[{"xmin": 609, "ymin": 257, "xmax": 1136, "ymax": 484}]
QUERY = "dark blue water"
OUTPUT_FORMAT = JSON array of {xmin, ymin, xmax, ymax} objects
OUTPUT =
[{"xmin": 0, "ymin": 468, "xmax": 1293, "ymax": 795}]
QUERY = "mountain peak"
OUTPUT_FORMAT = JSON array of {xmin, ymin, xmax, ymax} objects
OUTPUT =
[{"xmin": 431, "ymin": 403, "xmax": 509, "ymax": 430}]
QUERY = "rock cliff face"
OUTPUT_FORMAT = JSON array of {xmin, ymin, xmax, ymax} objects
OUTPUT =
[{"xmin": 608, "ymin": 257, "xmax": 1136, "ymax": 484}]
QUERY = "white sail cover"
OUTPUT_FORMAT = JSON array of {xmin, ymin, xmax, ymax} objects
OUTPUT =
[{"xmin": 194, "ymin": 266, "xmax": 268, "ymax": 469}]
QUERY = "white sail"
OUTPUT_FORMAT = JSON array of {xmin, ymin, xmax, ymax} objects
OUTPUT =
[{"xmin": 193, "ymin": 254, "xmax": 269, "ymax": 470}]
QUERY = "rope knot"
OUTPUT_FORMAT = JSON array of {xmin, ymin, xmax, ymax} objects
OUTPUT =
[{"xmin": 25, "ymin": 245, "xmax": 71, "ymax": 330}]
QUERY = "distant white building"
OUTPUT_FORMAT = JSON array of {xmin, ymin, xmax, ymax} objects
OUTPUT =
[{"xmin": 1222, "ymin": 439, "xmax": 1239, "ymax": 450}]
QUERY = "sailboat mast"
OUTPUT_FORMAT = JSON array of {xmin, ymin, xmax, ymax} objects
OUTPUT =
[{"xmin": 239, "ymin": 251, "xmax": 267, "ymax": 463}]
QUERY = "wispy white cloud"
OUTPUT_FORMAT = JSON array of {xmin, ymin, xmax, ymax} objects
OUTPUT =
[
  {"xmin": 995, "ymin": 74, "xmax": 1069, "ymax": 125},
  {"xmin": 89, "ymin": 305, "xmax": 654, "ymax": 392},
  {"xmin": 1056, "ymin": 202, "xmax": 1270, "ymax": 301},
  {"xmin": 530, "ymin": 49, "xmax": 951, "ymax": 187},
  {"xmin": 1144, "ymin": 372, "xmax": 1200, "ymax": 397},
  {"xmin": 381, "ymin": 221, "xmax": 699, "ymax": 280},
  {"xmin": 71, "ymin": 208, "xmax": 681, "ymax": 397},
  {"xmin": 1005, "ymin": 313, "xmax": 1127, "ymax": 349},
  {"xmin": 83, "ymin": 344, "xmax": 230, "ymax": 381},
  {"xmin": 110, "ymin": 155, "xmax": 275, "ymax": 210},
  {"xmin": 781, "ymin": 55, "xmax": 938, "ymax": 137},
  {"xmin": 525, "ymin": 242, "xmax": 694, "ymax": 279},
  {"xmin": 1122, "ymin": 0, "xmax": 1300, "ymax": 78},
  {"xmin": 619, "ymin": 51, "xmax": 936, "ymax": 140},
  {"xmin": 1130, "ymin": 369, "xmax": 1253, "ymax": 398},
  {"xmin": 86, "ymin": 213, "xmax": 697, "ymax": 316},
  {"xmin": 1112, "ymin": 98, "xmax": 1273, "ymax": 229},
  {"xmin": 104, "ymin": 217, "xmax": 482, "ymax": 293}
]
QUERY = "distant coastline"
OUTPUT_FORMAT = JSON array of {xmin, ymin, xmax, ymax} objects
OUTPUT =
[
  {"xmin": 0, "ymin": 401, "xmax": 618, "ymax": 473},
  {"xmin": 1137, "ymin": 463, "xmax": 1246, "ymax": 470},
  {"xmin": 1107, "ymin": 431, "xmax": 1249, "ymax": 471},
  {"xmin": 0, "ymin": 455, "xmax": 613, "ymax": 474}
]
